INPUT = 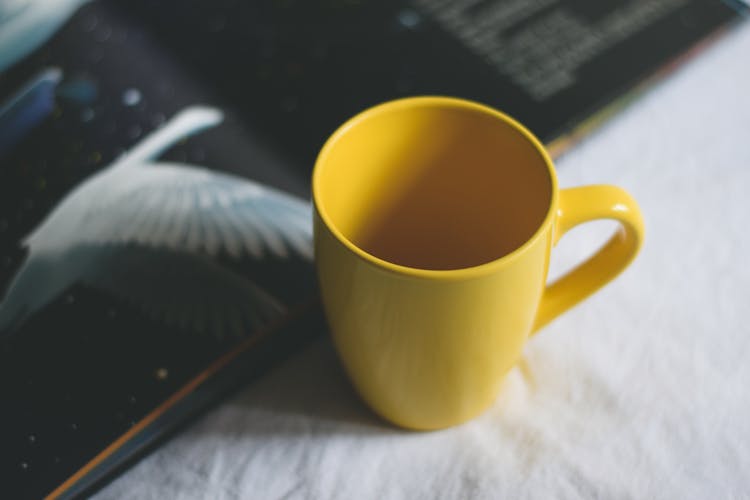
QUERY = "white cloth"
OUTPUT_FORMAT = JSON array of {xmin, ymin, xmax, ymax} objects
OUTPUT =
[{"xmin": 96, "ymin": 21, "xmax": 750, "ymax": 500}]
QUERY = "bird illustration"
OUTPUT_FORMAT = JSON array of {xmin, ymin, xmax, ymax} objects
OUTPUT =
[
  {"xmin": 0, "ymin": 0, "xmax": 91, "ymax": 73},
  {"xmin": 0, "ymin": 106, "xmax": 314, "ymax": 339}
]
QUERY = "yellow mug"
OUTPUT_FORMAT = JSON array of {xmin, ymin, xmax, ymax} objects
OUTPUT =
[{"xmin": 312, "ymin": 97, "xmax": 644, "ymax": 430}]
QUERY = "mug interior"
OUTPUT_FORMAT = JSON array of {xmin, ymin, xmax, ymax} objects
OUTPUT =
[{"xmin": 314, "ymin": 99, "xmax": 553, "ymax": 271}]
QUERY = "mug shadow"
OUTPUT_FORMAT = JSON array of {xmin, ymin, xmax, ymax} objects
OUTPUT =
[{"xmin": 202, "ymin": 337, "xmax": 547, "ymax": 440}]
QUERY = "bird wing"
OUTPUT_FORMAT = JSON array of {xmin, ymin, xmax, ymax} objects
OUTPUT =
[
  {"xmin": 0, "ymin": 0, "xmax": 31, "ymax": 23},
  {"xmin": 76, "ymin": 243, "xmax": 286, "ymax": 340},
  {"xmin": 0, "ymin": 0, "xmax": 89, "ymax": 73},
  {"xmin": 60, "ymin": 162, "xmax": 313, "ymax": 261}
]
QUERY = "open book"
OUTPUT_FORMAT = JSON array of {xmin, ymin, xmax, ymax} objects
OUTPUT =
[{"xmin": 0, "ymin": 0, "xmax": 745, "ymax": 497}]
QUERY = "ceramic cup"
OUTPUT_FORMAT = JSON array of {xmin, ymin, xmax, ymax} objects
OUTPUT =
[{"xmin": 312, "ymin": 97, "xmax": 644, "ymax": 429}]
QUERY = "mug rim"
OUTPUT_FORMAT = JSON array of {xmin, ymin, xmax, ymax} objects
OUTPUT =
[{"xmin": 312, "ymin": 96, "xmax": 559, "ymax": 280}]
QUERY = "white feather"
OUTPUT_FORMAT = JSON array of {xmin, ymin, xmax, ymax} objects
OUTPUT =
[{"xmin": 24, "ymin": 107, "xmax": 312, "ymax": 260}]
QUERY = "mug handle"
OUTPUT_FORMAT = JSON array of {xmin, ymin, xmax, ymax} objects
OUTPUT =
[{"xmin": 531, "ymin": 185, "xmax": 645, "ymax": 333}]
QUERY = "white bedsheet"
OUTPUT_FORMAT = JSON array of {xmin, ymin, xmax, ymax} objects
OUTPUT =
[{"xmin": 96, "ymin": 20, "xmax": 750, "ymax": 500}]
